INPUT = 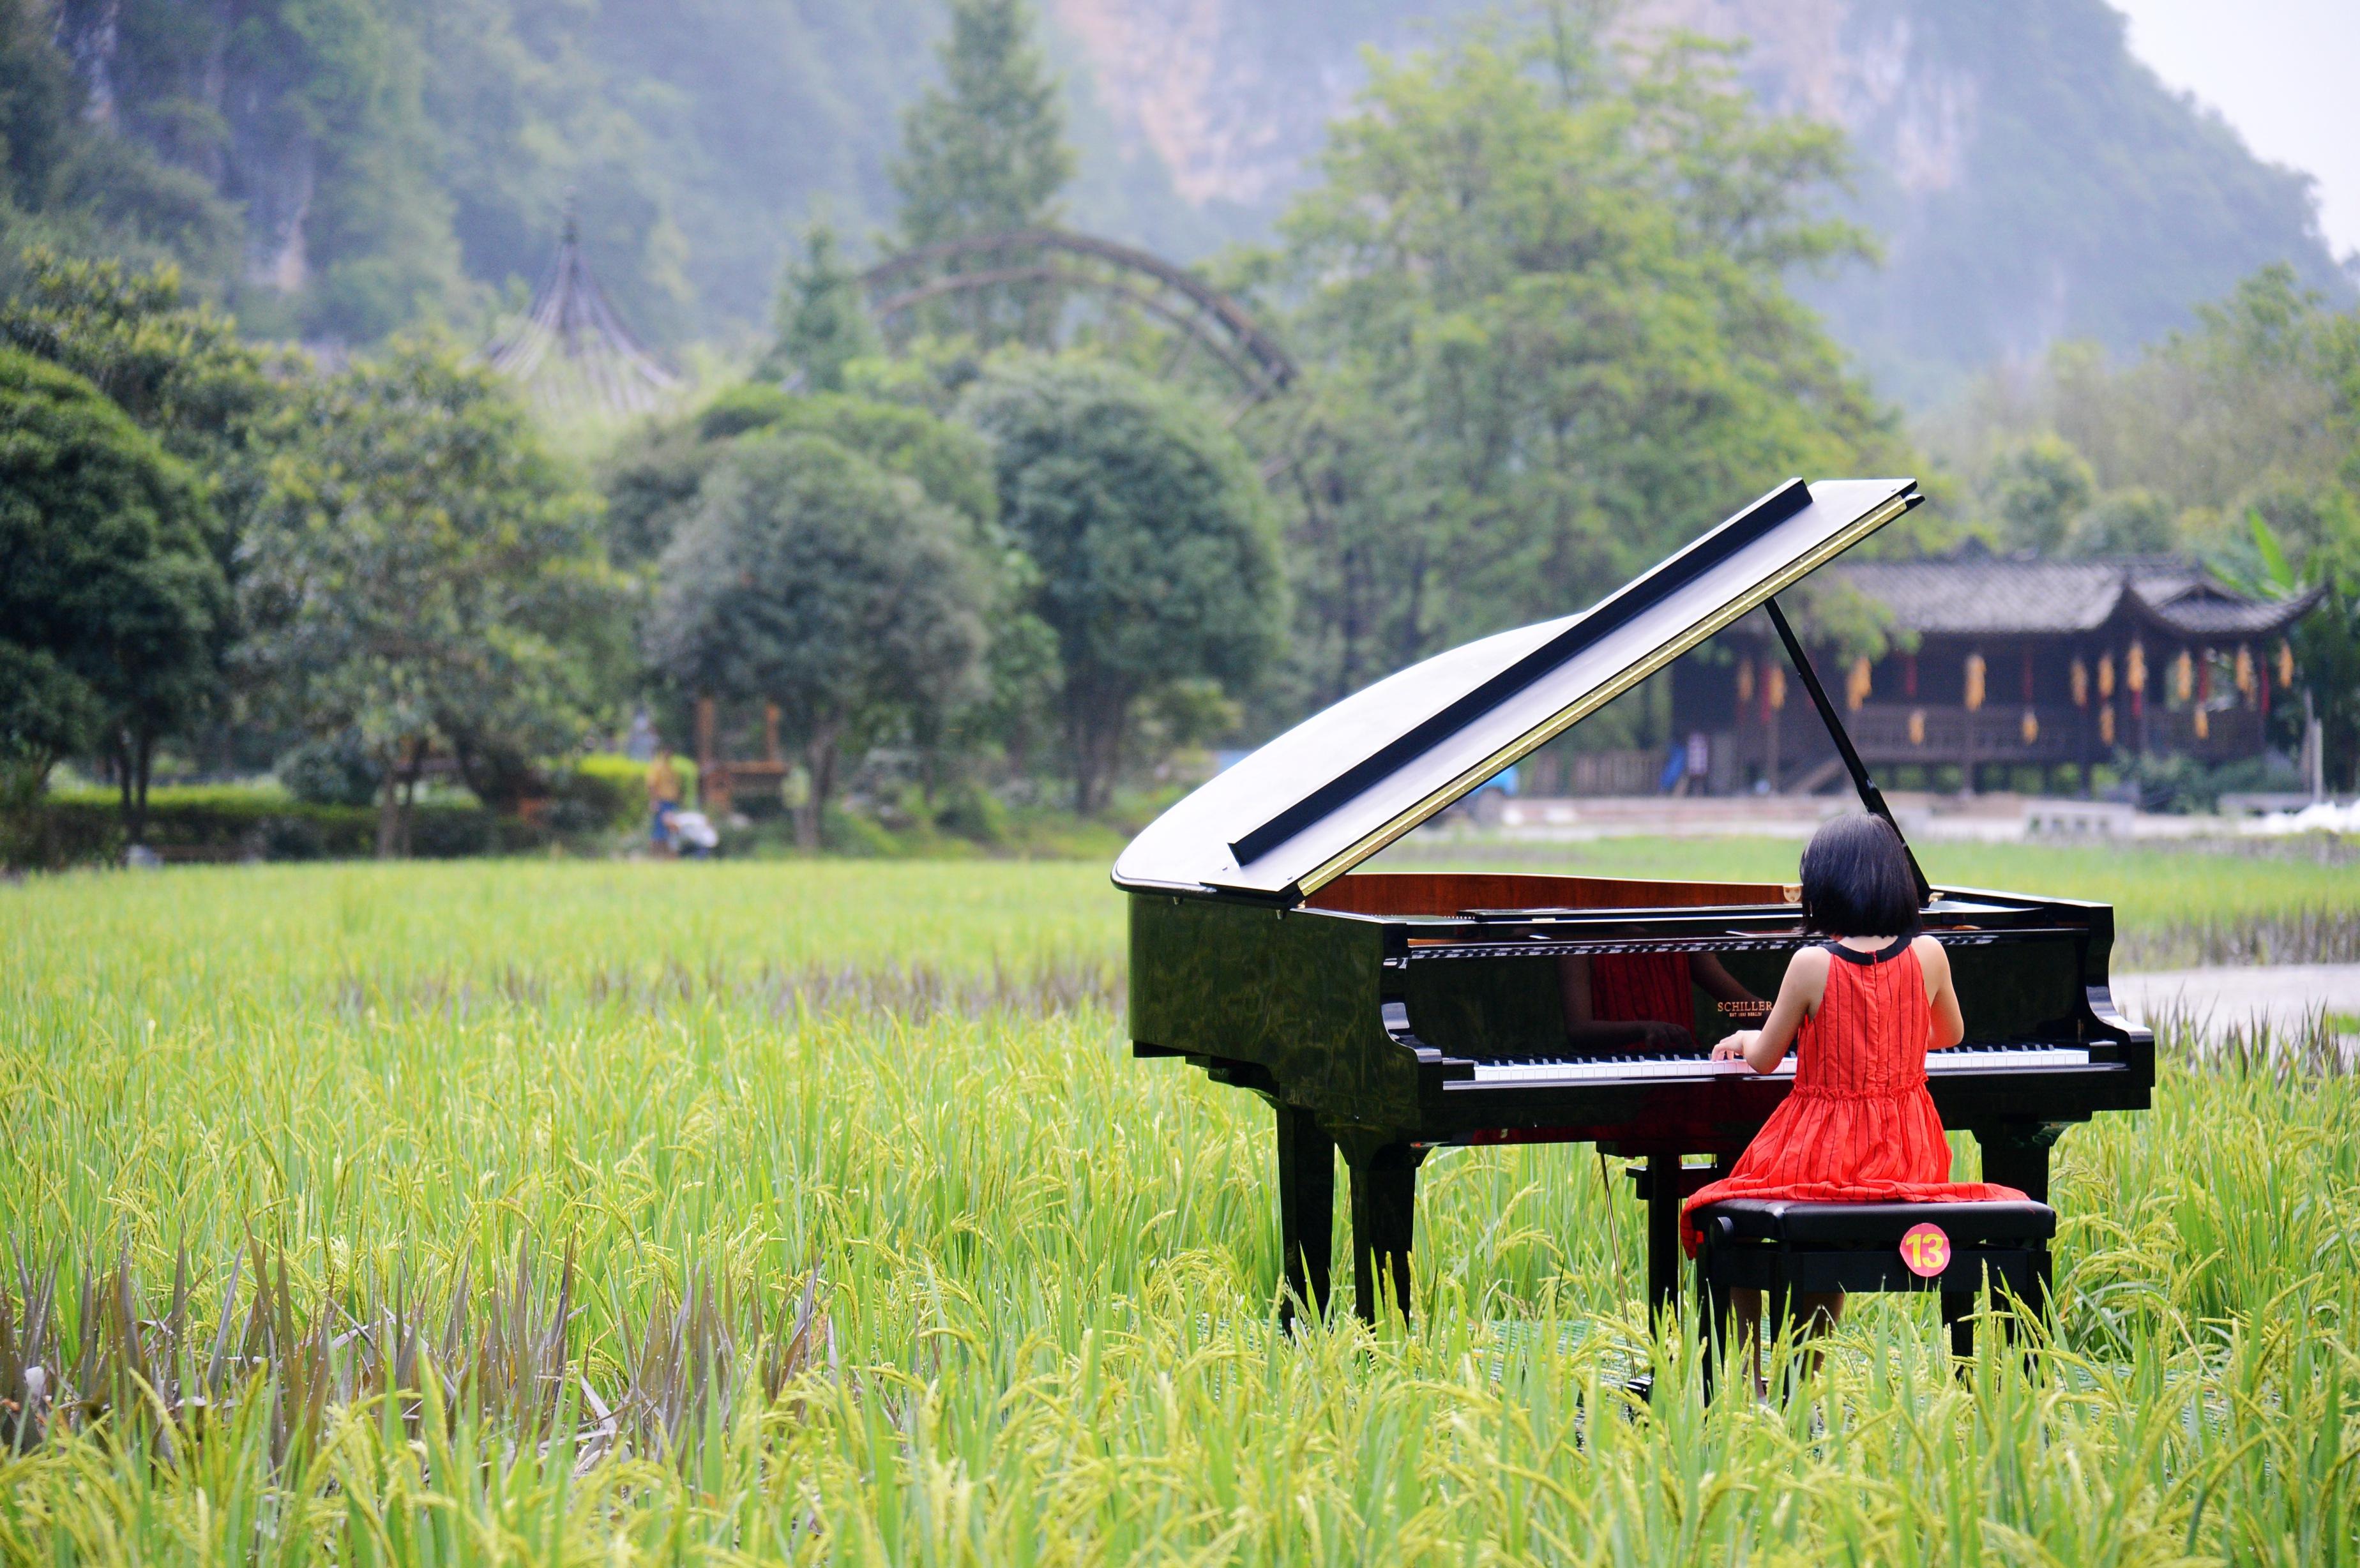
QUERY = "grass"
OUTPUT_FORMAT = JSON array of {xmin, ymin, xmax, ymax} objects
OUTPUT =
[
  {"xmin": 1379, "ymin": 831, "xmax": 2360, "ymax": 967},
  {"xmin": 1, "ymin": 858, "xmax": 2357, "ymax": 1562}
]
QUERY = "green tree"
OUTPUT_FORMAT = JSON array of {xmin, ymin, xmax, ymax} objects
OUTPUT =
[
  {"xmin": 893, "ymin": 0, "xmax": 1073, "ymax": 244},
  {"xmin": 0, "ymin": 348, "xmax": 226, "ymax": 838},
  {"xmin": 647, "ymin": 431, "xmax": 990, "ymax": 847},
  {"xmin": 1932, "ymin": 267, "xmax": 2360, "ymax": 555},
  {"xmin": 604, "ymin": 382, "xmax": 999, "ymax": 571},
  {"xmin": 1989, "ymin": 435, "xmax": 2098, "ymax": 555},
  {"xmin": 759, "ymin": 221, "xmax": 879, "ymax": 393},
  {"xmin": 242, "ymin": 338, "xmax": 621, "ymax": 856},
  {"xmin": 891, "ymin": 0, "xmax": 1075, "ymax": 347},
  {"xmin": 2066, "ymin": 487, "xmax": 2175, "ymax": 556},
  {"xmin": 2, "ymin": 250, "xmax": 285, "ymax": 709},
  {"xmin": 2218, "ymin": 511, "xmax": 2360, "ymax": 794},
  {"xmin": 0, "ymin": 250, "xmax": 277, "ymax": 470},
  {"xmin": 962, "ymin": 356, "xmax": 1284, "ymax": 813},
  {"xmin": 0, "ymin": 0, "xmax": 241, "ymax": 294},
  {"xmin": 1267, "ymin": 17, "xmax": 1902, "ymax": 704}
]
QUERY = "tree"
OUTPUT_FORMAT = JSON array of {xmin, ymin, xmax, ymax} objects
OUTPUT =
[
  {"xmin": 647, "ymin": 432, "xmax": 990, "ymax": 847},
  {"xmin": 1267, "ymin": 17, "xmax": 1903, "ymax": 705},
  {"xmin": 1930, "ymin": 266, "xmax": 2360, "ymax": 556},
  {"xmin": 2066, "ymin": 488, "xmax": 2174, "ymax": 556},
  {"xmin": 1988, "ymin": 435, "xmax": 2097, "ymax": 555},
  {"xmin": 893, "ymin": 0, "xmax": 1073, "ymax": 245},
  {"xmin": 3, "ymin": 250, "xmax": 287, "ymax": 764},
  {"xmin": 962, "ymin": 356, "xmax": 1285, "ymax": 813},
  {"xmin": 2220, "ymin": 511, "xmax": 2360, "ymax": 794},
  {"xmin": 604, "ymin": 382, "xmax": 1000, "ymax": 572},
  {"xmin": 0, "ymin": 251, "xmax": 276, "ymax": 468},
  {"xmin": 759, "ymin": 221, "xmax": 879, "ymax": 394},
  {"xmin": 891, "ymin": 0, "xmax": 1075, "ymax": 347},
  {"xmin": 242, "ymin": 338, "xmax": 621, "ymax": 856},
  {"xmin": 0, "ymin": 348, "xmax": 226, "ymax": 836},
  {"xmin": 0, "ymin": 0, "xmax": 242, "ymax": 294}
]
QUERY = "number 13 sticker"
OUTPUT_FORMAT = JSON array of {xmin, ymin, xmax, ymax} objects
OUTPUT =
[{"xmin": 1900, "ymin": 1221, "xmax": 1951, "ymax": 1278}]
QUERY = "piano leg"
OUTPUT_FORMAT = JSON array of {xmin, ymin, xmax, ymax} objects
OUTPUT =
[
  {"xmin": 1644, "ymin": 1152, "xmax": 1737, "ymax": 1319},
  {"xmin": 1347, "ymin": 1143, "xmax": 1426, "ymax": 1323},
  {"xmin": 1275, "ymin": 1105, "xmax": 1335, "ymax": 1327},
  {"xmin": 1972, "ymin": 1122, "xmax": 2068, "ymax": 1204}
]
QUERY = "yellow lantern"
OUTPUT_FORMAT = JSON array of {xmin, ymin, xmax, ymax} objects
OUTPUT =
[
  {"xmin": 2172, "ymin": 648, "xmax": 2193, "ymax": 704},
  {"xmin": 2070, "ymin": 658, "xmax": 2089, "ymax": 708},
  {"xmin": 1963, "ymin": 652, "xmax": 1986, "ymax": 712},
  {"xmin": 2127, "ymin": 640, "xmax": 2147, "ymax": 694},
  {"xmin": 1908, "ymin": 709, "xmax": 1926, "ymax": 746},
  {"xmin": 2099, "ymin": 704, "xmax": 2115, "ymax": 746},
  {"xmin": 2098, "ymin": 652, "xmax": 2115, "ymax": 699},
  {"xmin": 2193, "ymin": 705, "xmax": 2209, "ymax": 741},
  {"xmin": 2279, "ymin": 640, "xmax": 2296, "ymax": 686},
  {"xmin": 1736, "ymin": 658, "xmax": 1754, "ymax": 705},
  {"xmin": 2235, "ymin": 644, "xmax": 2255, "ymax": 698},
  {"xmin": 1847, "ymin": 656, "xmax": 1872, "ymax": 711},
  {"xmin": 1765, "ymin": 664, "xmax": 1787, "ymax": 712},
  {"xmin": 2020, "ymin": 709, "xmax": 2040, "ymax": 745}
]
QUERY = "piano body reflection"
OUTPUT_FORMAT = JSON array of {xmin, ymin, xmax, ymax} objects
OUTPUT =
[{"xmin": 1115, "ymin": 479, "xmax": 2152, "ymax": 1322}]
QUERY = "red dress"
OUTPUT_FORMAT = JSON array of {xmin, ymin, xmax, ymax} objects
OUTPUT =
[
  {"xmin": 1591, "ymin": 954, "xmax": 1692, "ymax": 1032},
  {"xmin": 1681, "ymin": 937, "xmax": 2024, "ymax": 1255}
]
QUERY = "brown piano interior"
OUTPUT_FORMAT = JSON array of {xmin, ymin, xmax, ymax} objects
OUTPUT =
[{"xmin": 1301, "ymin": 871, "xmax": 1796, "ymax": 918}]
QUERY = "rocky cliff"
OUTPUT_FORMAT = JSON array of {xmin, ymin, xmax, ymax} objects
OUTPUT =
[
  {"xmin": 1049, "ymin": 0, "xmax": 2350, "ymax": 402},
  {"xmin": 36, "ymin": 0, "xmax": 2349, "ymax": 399}
]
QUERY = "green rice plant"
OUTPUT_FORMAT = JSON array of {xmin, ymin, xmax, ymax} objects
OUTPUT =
[
  {"xmin": 1380, "ymin": 831, "xmax": 2360, "ymax": 969},
  {"xmin": 0, "ymin": 862, "xmax": 2356, "ymax": 1562}
]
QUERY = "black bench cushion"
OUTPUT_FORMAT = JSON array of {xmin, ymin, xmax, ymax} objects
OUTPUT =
[{"xmin": 1696, "ymin": 1198, "xmax": 2056, "ymax": 1246}]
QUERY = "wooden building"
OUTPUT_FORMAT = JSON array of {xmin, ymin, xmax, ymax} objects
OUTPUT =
[{"xmin": 1673, "ymin": 548, "xmax": 2320, "ymax": 794}]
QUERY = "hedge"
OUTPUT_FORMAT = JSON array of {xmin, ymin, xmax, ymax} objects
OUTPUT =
[{"xmin": 4, "ymin": 787, "xmax": 560, "ymax": 870}]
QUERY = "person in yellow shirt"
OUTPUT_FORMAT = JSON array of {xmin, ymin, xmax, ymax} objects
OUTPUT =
[{"xmin": 647, "ymin": 748, "xmax": 683, "ymax": 854}]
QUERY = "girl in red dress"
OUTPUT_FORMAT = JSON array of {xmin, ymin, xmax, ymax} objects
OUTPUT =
[{"xmin": 1683, "ymin": 814, "xmax": 2024, "ymax": 1370}]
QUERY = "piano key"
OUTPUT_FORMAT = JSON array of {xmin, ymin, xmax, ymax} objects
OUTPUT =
[{"xmin": 1465, "ymin": 1045, "xmax": 2093, "ymax": 1086}]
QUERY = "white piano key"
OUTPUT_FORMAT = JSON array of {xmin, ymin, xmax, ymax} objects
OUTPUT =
[{"xmin": 1465, "ymin": 1045, "xmax": 2092, "ymax": 1087}]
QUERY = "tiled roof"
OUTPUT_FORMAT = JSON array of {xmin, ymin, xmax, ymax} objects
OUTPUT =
[
  {"xmin": 2129, "ymin": 577, "xmax": 2324, "ymax": 635},
  {"xmin": 1831, "ymin": 557, "xmax": 2126, "ymax": 633},
  {"xmin": 1827, "ymin": 551, "xmax": 2318, "ymax": 638}
]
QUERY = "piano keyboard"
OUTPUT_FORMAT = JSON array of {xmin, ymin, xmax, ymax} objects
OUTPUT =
[{"xmin": 1467, "ymin": 1044, "xmax": 2092, "ymax": 1086}]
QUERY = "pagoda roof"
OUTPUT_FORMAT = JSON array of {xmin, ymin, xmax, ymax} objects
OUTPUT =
[{"xmin": 485, "ymin": 199, "xmax": 679, "ymax": 418}]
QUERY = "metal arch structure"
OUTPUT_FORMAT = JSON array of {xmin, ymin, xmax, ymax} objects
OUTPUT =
[{"xmin": 858, "ymin": 228, "xmax": 1299, "ymax": 409}]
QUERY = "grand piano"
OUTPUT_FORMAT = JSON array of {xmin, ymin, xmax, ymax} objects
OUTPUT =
[{"xmin": 1116, "ymin": 478, "xmax": 2152, "ymax": 1324}]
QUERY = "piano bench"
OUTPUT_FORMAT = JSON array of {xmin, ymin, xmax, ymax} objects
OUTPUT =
[{"xmin": 1690, "ymin": 1198, "xmax": 2055, "ymax": 1398}]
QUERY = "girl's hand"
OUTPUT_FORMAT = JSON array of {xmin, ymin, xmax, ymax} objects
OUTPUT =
[{"xmin": 1712, "ymin": 1031, "xmax": 1758, "ymax": 1062}]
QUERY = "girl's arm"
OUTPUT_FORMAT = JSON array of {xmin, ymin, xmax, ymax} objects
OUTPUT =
[
  {"xmin": 1686, "ymin": 953, "xmax": 1760, "ymax": 1006},
  {"xmin": 1557, "ymin": 956, "xmax": 1693, "ymax": 1051},
  {"xmin": 1915, "ymin": 935, "xmax": 1965, "ymax": 1050},
  {"xmin": 1709, "ymin": 946, "xmax": 1830, "ymax": 1074}
]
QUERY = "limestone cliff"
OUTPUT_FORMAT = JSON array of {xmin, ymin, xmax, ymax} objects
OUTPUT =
[{"xmin": 1048, "ymin": 0, "xmax": 2349, "ymax": 402}]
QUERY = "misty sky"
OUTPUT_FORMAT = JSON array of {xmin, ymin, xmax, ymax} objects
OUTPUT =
[{"xmin": 2114, "ymin": 0, "xmax": 2360, "ymax": 262}]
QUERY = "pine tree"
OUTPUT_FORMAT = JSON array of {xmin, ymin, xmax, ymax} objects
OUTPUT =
[
  {"xmin": 892, "ymin": 0, "xmax": 1075, "ymax": 245},
  {"xmin": 760, "ymin": 222, "xmax": 879, "ymax": 393}
]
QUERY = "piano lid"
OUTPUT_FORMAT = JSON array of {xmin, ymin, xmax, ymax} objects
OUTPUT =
[{"xmin": 1113, "ymin": 477, "xmax": 1921, "ymax": 903}]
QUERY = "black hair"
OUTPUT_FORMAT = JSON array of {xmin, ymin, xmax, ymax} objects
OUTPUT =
[{"xmin": 1798, "ymin": 813, "xmax": 1922, "ymax": 937}]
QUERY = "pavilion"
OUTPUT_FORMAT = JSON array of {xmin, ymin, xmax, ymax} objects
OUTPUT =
[
  {"xmin": 485, "ymin": 199, "xmax": 679, "ymax": 419},
  {"xmin": 1674, "ymin": 545, "xmax": 2322, "ymax": 794}
]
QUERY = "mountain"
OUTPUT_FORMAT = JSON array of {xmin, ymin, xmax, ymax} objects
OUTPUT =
[
  {"xmin": 1050, "ymin": 0, "xmax": 2354, "ymax": 405},
  {"xmin": 1644, "ymin": 0, "xmax": 2355, "ymax": 403},
  {"xmin": 22, "ymin": 0, "xmax": 2351, "ymax": 400}
]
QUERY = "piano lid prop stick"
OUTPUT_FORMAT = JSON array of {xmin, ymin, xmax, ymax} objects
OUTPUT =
[{"xmin": 1762, "ymin": 596, "xmax": 1933, "ymax": 907}]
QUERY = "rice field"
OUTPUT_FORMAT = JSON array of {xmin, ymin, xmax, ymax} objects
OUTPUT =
[
  {"xmin": 3, "ymin": 857, "xmax": 2357, "ymax": 1564},
  {"xmin": 1382, "ymin": 833, "xmax": 2360, "ymax": 968}
]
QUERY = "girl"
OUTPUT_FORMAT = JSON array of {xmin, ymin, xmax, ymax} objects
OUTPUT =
[{"xmin": 1683, "ymin": 813, "xmax": 2023, "ymax": 1373}]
